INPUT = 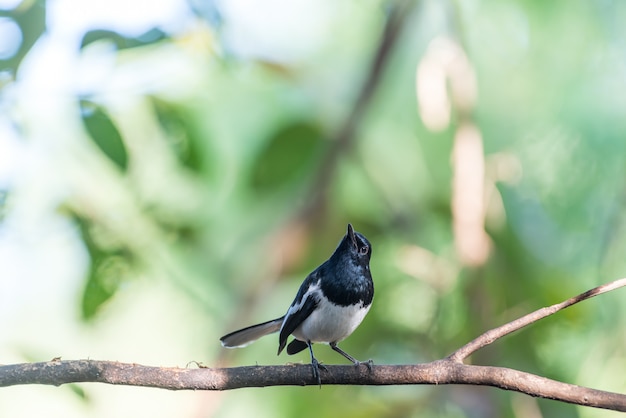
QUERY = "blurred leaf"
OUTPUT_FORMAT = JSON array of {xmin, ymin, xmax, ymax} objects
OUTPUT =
[
  {"xmin": 81, "ymin": 255, "xmax": 130, "ymax": 320},
  {"xmin": 250, "ymin": 120, "xmax": 325, "ymax": 191},
  {"xmin": 151, "ymin": 98, "xmax": 207, "ymax": 174},
  {"xmin": 0, "ymin": 0, "xmax": 46, "ymax": 74},
  {"xmin": 73, "ymin": 215, "xmax": 132, "ymax": 321},
  {"xmin": 67, "ymin": 383, "xmax": 90, "ymax": 402},
  {"xmin": 80, "ymin": 100, "xmax": 128, "ymax": 171},
  {"xmin": 0, "ymin": 190, "xmax": 7, "ymax": 222},
  {"xmin": 80, "ymin": 28, "xmax": 167, "ymax": 50}
]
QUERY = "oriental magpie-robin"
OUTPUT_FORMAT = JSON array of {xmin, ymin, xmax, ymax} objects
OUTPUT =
[{"xmin": 220, "ymin": 224, "xmax": 374, "ymax": 385}]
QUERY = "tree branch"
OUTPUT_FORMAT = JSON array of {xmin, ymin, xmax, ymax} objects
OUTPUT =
[
  {"xmin": 1, "ymin": 360, "xmax": 625, "ymax": 411},
  {"xmin": 447, "ymin": 277, "xmax": 626, "ymax": 362},
  {"xmin": 2, "ymin": 278, "xmax": 626, "ymax": 411}
]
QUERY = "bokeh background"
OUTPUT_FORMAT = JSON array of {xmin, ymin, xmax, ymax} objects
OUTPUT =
[{"xmin": 1, "ymin": 0, "xmax": 626, "ymax": 417}]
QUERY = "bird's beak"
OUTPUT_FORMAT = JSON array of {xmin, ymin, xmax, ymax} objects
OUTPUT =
[{"xmin": 347, "ymin": 223, "xmax": 358, "ymax": 248}]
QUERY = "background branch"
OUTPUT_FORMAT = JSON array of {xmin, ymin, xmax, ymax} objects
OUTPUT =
[{"xmin": 300, "ymin": 0, "xmax": 415, "ymax": 222}]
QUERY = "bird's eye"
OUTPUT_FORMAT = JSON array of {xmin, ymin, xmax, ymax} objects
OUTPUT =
[{"xmin": 359, "ymin": 246, "xmax": 369, "ymax": 255}]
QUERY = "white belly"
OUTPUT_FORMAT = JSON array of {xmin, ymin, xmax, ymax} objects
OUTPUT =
[{"xmin": 292, "ymin": 300, "xmax": 370, "ymax": 344}]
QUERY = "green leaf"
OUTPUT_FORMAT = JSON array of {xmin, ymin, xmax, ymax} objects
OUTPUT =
[
  {"xmin": 3, "ymin": 1, "xmax": 46, "ymax": 74},
  {"xmin": 67, "ymin": 383, "xmax": 90, "ymax": 402},
  {"xmin": 80, "ymin": 100, "xmax": 128, "ymax": 171},
  {"xmin": 151, "ymin": 98, "xmax": 207, "ymax": 174},
  {"xmin": 81, "ymin": 255, "xmax": 129, "ymax": 320},
  {"xmin": 80, "ymin": 28, "xmax": 166, "ymax": 50},
  {"xmin": 72, "ymin": 215, "xmax": 131, "ymax": 321},
  {"xmin": 250, "ymin": 120, "xmax": 325, "ymax": 191}
]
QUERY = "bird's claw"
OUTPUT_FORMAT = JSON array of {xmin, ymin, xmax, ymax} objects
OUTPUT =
[
  {"xmin": 355, "ymin": 359, "xmax": 374, "ymax": 372},
  {"xmin": 311, "ymin": 358, "xmax": 327, "ymax": 387}
]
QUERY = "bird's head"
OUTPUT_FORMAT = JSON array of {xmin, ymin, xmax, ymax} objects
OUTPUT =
[{"xmin": 344, "ymin": 223, "xmax": 372, "ymax": 264}]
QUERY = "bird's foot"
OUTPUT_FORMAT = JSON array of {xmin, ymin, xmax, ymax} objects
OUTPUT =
[
  {"xmin": 311, "ymin": 358, "xmax": 327, "ymax": 387},
  {"xmin": 354, "ymin": 359, "xmax": 374, "ymax": 372}
]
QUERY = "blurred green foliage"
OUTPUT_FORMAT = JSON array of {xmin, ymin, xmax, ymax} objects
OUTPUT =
[
  {"xmin": 1, "ymin": 0, "xmax": 626, "ymax": 417},
  {"xmin": 250, "ymin": 120, "xmax": 324, "ymax": 192},
  {"xmin": 80, "ymin": 101, "xmax": 129, "ymax": 171}
]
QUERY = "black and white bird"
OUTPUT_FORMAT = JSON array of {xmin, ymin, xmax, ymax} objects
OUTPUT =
[{"xmin": 220, "ymin": 223, "xmax": 374, "ymax": 384}]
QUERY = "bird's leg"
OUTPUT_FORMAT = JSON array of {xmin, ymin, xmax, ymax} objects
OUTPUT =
[
  {"xmin": 330, "ymin": 342, "xmax": 373, "ymax": 371},
  {"xmin": 307, "ymin": 341, "xmax": 326, "ymax": 386}
]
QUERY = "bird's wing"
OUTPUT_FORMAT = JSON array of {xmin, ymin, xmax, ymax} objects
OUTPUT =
[
  {"xmin": 277, "ymin": 282, "xmax": 321, "ymax": 355},
  {"xmin": 220, "ymin": 317, "xmax": 284, "ymax": 348}
]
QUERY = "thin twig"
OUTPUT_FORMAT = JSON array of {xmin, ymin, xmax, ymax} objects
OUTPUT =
[{"xmin": 447, "ymin": 278, "xmax": 626, "ymax": 363}]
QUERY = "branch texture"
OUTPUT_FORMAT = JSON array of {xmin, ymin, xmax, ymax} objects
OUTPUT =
[{"xmin": 1, "ymin": 360, "xmax": 625, "ymax": 411}]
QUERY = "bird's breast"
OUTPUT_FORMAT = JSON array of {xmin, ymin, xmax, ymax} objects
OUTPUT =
[{"xmin": 292, "ymin": 298, "xmax": 371, "ymax": 344}]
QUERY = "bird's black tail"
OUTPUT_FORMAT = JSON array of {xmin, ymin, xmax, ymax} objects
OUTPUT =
[
  {"xmin": 220, "ymin": 317, "xmax": 284, "ymax": 348},
  {"xmin": 286, "ymin": 339, "xmax": 309, "ymax": 355}
]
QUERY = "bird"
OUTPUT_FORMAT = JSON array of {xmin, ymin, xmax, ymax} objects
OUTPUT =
[{"xmin": 220, "ymin": 223, "xmax": 374, "ymax": 385}]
